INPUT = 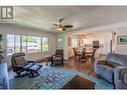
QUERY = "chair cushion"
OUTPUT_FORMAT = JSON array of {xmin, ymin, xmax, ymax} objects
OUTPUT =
[
  {"xmin": 14, "ymin": 56, "xmax": 28, "ymax": 65},
  {"xmin": 124, "ymin": 73, "xmax": 127, "ymax": 85}
]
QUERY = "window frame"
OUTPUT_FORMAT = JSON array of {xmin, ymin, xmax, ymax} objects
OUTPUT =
[
  {"xmin": 14, "ymin": 35, "xmax": 21, "ymax": 53},
  {"xmin": 6, "ymin": 34, "xmax": 15, "ymax": 56},
  {"xmin": 27, "ymin": 36, "xmax": 42, "ymax": 53},
  {"xmin": 41, "ymin": 37, "xmax": 49, "ymax": 52},
  {"xmin": 71, "ymin": 38, "xmax": 78, "ymax": 48},
  {"xmin": 6, "ymin": 34, "xmax": 50, "ymax": 56}
]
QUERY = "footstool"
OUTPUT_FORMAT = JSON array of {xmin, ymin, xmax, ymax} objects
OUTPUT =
[{"xmin": 24, "ymin": 64, "xmax": 42, "ymax": 77}]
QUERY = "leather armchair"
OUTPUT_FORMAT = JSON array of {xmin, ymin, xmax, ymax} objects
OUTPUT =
[
  {"xmin": 51, "ymin": 49, "xmax": 64, "ymax": 66},
  {"xmin": 11, "ymin": 52, "xmax": 42, "ymax": 77}
]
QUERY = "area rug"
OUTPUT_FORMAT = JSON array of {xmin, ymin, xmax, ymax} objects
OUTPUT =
[{"xmin": 9, "ymin": 66, "xmax": 113, "ymax": 89}]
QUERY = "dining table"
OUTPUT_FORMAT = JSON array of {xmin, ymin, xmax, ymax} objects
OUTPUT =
[{"xmin": 77, "ymin": 48, "xmax": 93, "ymax": 54}]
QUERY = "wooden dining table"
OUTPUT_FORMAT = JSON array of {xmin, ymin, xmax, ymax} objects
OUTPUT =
[
  {"xmin": 77, "ymin": 49, "xmax": 93, "ymax": 54},
  {"xmin": 76, "ymin": 49, "xmax": 93, "ymax": 62}
]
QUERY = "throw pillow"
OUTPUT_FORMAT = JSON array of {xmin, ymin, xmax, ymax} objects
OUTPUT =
[{"xmin": 14, "ymin": 56, "xmax": 28, "ymax": 65}]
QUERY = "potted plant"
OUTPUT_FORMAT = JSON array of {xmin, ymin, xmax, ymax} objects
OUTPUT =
[{"xmin": 0, "ymin": 34, "xmax": 5, "ymax": 64}]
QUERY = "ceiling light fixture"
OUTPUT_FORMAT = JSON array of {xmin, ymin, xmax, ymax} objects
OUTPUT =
[{"xmin": 57, "ymin": 27, "xmax": 63, "ymax": 31}]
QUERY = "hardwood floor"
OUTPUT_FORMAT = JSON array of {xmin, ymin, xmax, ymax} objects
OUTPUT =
[{"xmin": 64, "ymin": 57, "xmax": 98, "ymax": 79}]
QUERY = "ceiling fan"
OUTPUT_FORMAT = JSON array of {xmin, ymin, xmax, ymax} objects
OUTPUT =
[{"xmin": 51, "ymin": 18, "xmax": 73, "ymax": 32}]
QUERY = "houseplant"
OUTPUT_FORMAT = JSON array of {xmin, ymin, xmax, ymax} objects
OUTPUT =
[{"xmin": 0, "ymin": 34, "xmax": 5, "ymax": 64}]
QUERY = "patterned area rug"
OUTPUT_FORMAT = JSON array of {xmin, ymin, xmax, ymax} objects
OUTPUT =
[{"xmin": 9, "ymin": 66, "xmax": 113, "ymax": 89}]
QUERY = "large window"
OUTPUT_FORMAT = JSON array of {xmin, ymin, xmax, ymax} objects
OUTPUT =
[
  {"xmin": 15, "ymin": 35, "xmax": 21, "ymax": 53},
  {"xmin": 27, "ymin": 36, "xmax": 41, "ymax": 53},
  {"xmin": 72, "ymin": 39, "xmax": 78, "ymax": 48},
  {"xmin": 21, "ymin": 36, "xmax": 27, "ymax": 53},
  {"xmin": 7, "ymin": 34, "xmax": 49, "ymax": 55},
  {"xmin": 7, "ymin": 35, "xmax": 15, "ymax": 55},
  {"xmin": 42, "ymin": 37, "xmax": 49, "ymax": 52}
]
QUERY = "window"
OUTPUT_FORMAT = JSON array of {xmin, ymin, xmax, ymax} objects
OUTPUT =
[
  {"xmin": 15, "ymin": 35, "xmax": 21, "ymax": 53},
  {"xmin": 72, "ymin": 39, "xmax": 78, "ymax": 48},
  {"xmin": 21, "ymin": 36, "xmax": 27, "ymax": 53},
  {"xmin": 42, "ymin": 37, "xmax": 49, "ymax": 52},
  {"xmin": 79, "ymin": 39, "xmax": 86, "ymax": 46},
  {"xmin": 7, "ymin": 34, "xmax": 15, "ymax": 55},
  {"xmin": 7, "ymin": 34, "xmax": 49, "ymax": 55},
  {"xmin": 27, "ymin": 36, "xmax": 41, "ymax": 53}
]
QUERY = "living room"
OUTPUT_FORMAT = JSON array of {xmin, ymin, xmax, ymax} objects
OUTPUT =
[{"xmin": 0, "ymin": 6, "xmax": 127, "ymax": 90}]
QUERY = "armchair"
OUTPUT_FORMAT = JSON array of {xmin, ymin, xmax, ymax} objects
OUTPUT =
[
  {"xmin": 11, "ymin": 52, "xmax": 42, "ymax": 77},
  {"xmin": 51, "ymin": 49, "xmax": 64, "ymax": 66}
]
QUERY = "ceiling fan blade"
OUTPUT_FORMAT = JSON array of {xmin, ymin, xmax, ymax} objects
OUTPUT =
[
  {"xmin": 52, "ymin": 23, "xmax": 59, "ymax": 26},
  {"xmin": 64, "ymin": 25, "xmax": 73, "ymax": 28},
  {"xmin": 50, "ymin": 27, "xmax": 57, "ymax": 29},
  {"xmin": 59, "ymin": 18, "xmax": 64, "ymax": 23},
  {"xmin": 60, "ymin": 27, "xmax": 66, "ymax": 31}
]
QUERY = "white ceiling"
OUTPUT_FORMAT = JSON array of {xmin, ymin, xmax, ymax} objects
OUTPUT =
[{"xmin": 15, "ymin": 6, "xmax": 127, "ymax": 33}]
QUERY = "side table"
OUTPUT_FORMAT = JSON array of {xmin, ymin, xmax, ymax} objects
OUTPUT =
[{"xmin": 45, "ymin": 55, "xmax": 52, "ymax": 65}]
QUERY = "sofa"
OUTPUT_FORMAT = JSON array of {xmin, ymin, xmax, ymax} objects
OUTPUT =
[
  {"xmin": 95, "ymin": 53, "xmax": 127, "ymax": 89},
  {"xmin": 0, "ymin": 63, "xmax": 9, "ymax": 89}
]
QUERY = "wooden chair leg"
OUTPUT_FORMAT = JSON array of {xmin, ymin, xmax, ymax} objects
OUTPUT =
[
  {"xmin": 62, "ymin": 58, "xmax": 64, "ymax": 66},
  {"xmin": 91, "ymin": 57, "xmax": 95, "ymax": 63},
  {"xmin": 51, "ymin": 60, "xmax": 53, "ymax": 66}
]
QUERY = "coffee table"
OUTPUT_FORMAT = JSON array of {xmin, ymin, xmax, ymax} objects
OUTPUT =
[{"xmin": 62, "ymin": 75, "xmax": 95, "ymax": 89}]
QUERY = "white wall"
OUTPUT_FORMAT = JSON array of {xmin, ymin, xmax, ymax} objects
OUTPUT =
[
  {"xmin": 67, "ymin": 35, "xmax": 78, "ymax": 58},
  {"xmin": 86, "ymin": 31, "xmax": 113, "ymax": 55},
  {"xmin": 57, "ymin": 29, "xmax": 113, "ymax": 59},
  {"xmin": 115, "ymin": 27, "xmax": 127, "ymax": 55},
  {"xmin": 0, "ymin": 24, "xmax": 57, "ymax": 66}
]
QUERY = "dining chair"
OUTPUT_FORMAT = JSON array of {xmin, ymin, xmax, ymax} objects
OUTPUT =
[
  {"xmin": 79, "ymin": 50, "xmax": 87, "ymax": 62},
  {"xmin": 86, "ymin": 49, "xmax": 97, "ymax": 63},
  {"xmin": 73, "ymin": 48, "xmax": 82, "ymax": 60}
]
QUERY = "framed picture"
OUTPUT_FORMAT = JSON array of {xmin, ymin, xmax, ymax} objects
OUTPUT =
[
  {"xmin": 117, "ymin": 36, "xmax": 127, "ymax": 44},
  {"xmin": 93, "ymin": 41, "xmax": 99, "ymax": 44}
]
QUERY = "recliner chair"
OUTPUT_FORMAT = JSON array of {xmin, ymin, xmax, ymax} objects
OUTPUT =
[{"xmin": 11, "ymin": 52, "xmax": 42, "ymax": 77}]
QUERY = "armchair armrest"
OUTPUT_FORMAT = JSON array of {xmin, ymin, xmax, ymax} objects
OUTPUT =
[
  {"xmin": 52, "ymin": 55, "xmax": 55, "ymax": 57},
  {"xmin": 124, "ymin": 73, "xmax": 127, "ymax": 85},
  {"xmin": 13, "ymin": 64, "xmax": 24, "ymax": 68},
  {"xmin": 95, "ymin": 60, "xmax": 108, "ymax": 66},
  {"xmin": 27, "ymin": 60, "xmax": 36, "ymax": 63},
  {"xmin": 114, "ymin": 66, "xmax": 127, "ymax": 84},
  {"xmin": 94, "ymin": 60, "xmax": 108, "ymax": 73},
  {"xmin": 52, "ymin": 55, "xmax": 63, "ymax": 59}
]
